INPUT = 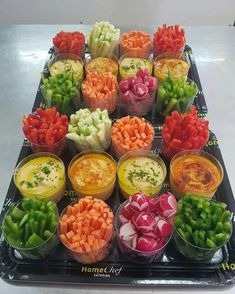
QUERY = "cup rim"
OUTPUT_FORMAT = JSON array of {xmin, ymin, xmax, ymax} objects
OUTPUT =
[
  {"xmin": 49, "ymin": 52, "xmax": 84, "ymax": 65},
  {"xmin": 3, "ymin": 199, "xmax": 59, "ymax": 251},
  {"xmin": 115, "ymin": 200, "xmax": 173, "ymax": 255},
  {"xmin": 58, "ymin": 199, "xmax": 114, "ymax": 254},
  {"xmin": 173, "ymin": 198, "xmax": 232, "ymax": 251},
  {"xmin": 119, "ymin": 52, "xmax": 153, "ymax": 65},
  {"xmin": 14, "ymin": 152, "xmax": 66, "ymax": 196},
  {"xmin": 161, "ymin": 132, "xmax": 209, "ymax": 159},
  {"xmin": 26, "ymin": 133, "xmax": 67, "ymax": 148},
  {"xmin": 68, "ymin": 150, "xmax": 117, "ymax": 193}
]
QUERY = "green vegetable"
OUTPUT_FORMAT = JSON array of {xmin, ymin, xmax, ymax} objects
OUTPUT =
[
  {"xmin": 87, "ymin": 21, "xmax": 120, "ymax": 58},
  {"xmin": 174, "ymin": 194, "xmax": 232, "ymax": 249},
  {"xmin": 157, "ymin": 74, "xmax": 198, "ymax": 116},
  {"xmin": 2, "ymin": 199, "xmax": 58, "ymax": 249},
  {"xmin": 66, "ymin": 108, "xmax": 112, "ymax": 151},
  {"xmin": 41, "ymin": 71, "xmax": 80, "ymax": 116}
]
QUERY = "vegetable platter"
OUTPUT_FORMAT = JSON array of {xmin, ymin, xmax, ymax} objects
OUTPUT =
[{"xmin": 0, "ymin": 23, "xmax": 235, "ymax": 287}]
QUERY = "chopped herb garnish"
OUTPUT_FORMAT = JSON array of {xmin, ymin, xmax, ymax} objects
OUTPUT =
[{"xmin": 42, "ymin": 165, "xmax": 51, "ymax": 175}]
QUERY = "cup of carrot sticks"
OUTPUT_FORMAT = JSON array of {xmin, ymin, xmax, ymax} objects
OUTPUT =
[
  {"xmin": 58, "ymin": 196, "xmax": 114, "ymax": 264},
  {"xmin": 111, "ymin": 116, "xmax": 155, "ymax": 159},
  {"xmin": 81, "ymin": 72, "xmax": 118, "ymax": 113},
  {"xmin": 120, "ymin": 31, "xmax": 151, "ymax": 58}
]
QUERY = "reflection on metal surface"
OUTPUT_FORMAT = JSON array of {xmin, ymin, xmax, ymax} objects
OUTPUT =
[{"xmin": 197, "ymin": 56, "xmax": 225, "ymax": 63}]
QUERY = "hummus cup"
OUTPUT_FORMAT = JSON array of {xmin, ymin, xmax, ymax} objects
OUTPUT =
[
  {"xmin": 68, "ymin": 150, "xmax": 116, "ymax": 201},
  {"xmin": 117, "ymin": 149, "xmax": 167, "ymax": 199},
  {"xmin": 170, "ymin": 150, "xmax": 224, "ymax": 199},
  {"xmin": 14, "ymin": 152, "xmax": 66, "ymax": 203},
  {"xmin": 118, "ymin": 52, "xmax": 153, "ymax": 80},
  {"xmin": 153, "ymin": 52, "xmax": 190, "ymax": 81}
]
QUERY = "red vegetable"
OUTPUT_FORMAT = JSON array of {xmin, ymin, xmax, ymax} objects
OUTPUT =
[
  {"xmin": 53, "ymin": 31, "xmax": 85, "ymax": 57},
  {"xmin": 153, "ymin": 24, "xmax": 186, "ymax": 57},
  {"xmin": 161, "ymin": 106, "xmax": 209, "ymax": 160},
  {"xmin": 22, "ymin": 107, "xmax": 68, "ymax": 146}
]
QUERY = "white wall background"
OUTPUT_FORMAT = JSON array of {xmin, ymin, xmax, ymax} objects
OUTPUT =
[{"xmin": 0, "ymin": 0, "xmax": 234, "ymax": 25}]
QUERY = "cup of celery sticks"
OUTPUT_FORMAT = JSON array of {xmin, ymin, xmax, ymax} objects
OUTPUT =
[
  {"xmin": 87, "ymin": 21, "xmax": 120, "ymax": 58},
  {"xmin": 66, "ymin": 108, "xmax": 112, "ymax": 152},
  {"xmin": 2, "ymin": 198, "xmax": 59, "ymax": 259}
]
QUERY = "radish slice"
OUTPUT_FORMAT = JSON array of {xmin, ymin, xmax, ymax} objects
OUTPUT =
[
  {"xmin": 136, "ymin": 236, "xmax": 158, "ymax": 252},
  {"xmin": 155, "ymin": 216, "xmax": 172, "ymax": 238},
  {"xmin": 119, "ymin": 221, "xmax": 138, "ymax": 243},
  {"xmin": 129, "ymin": 192, "xmax": 149, "ymax": 212},
  {"xmin": 156, "ymin": 192, "xmax": 177, "ymax": 221},
  {"xmin": 131, "ymin": 211, "xmax": 156, "ymax": 234}
]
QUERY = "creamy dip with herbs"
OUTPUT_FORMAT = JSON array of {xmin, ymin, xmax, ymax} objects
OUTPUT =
[
  {"xmin": 15, "ymin": 157, "xmax": 65, "ymax": 197},
  {"xmin": 49, "ymin": 59, "xmax": 83, "ymax": 80},
  {"xmin": 119, "ymin": 57, "xmax": 153, "ymax": 79},
  {"xmin": 118, "ymin": 157, "xmax": 164, "ymax": 194}
]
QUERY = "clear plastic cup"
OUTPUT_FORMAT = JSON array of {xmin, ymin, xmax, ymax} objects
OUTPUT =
[
  {"xmin": 111, "ymin": 119, "xmax": 155, "ymax": 160},
  {"xmin": 153, "ymin": 52, "xmax": 190, "ymax": 81},
  {"xmin": 54, "ymin": 38, "xmax": 85, "ymax": 59},
  {"xmin": 81, "ymin": 81, "xmax": 118, "ymax": 114},
  {"xmin": 27, "ymin": 135, "xmax": 67, "ymax": 156},
  {"xmin": 68, "ymin": 150, "xmax": 116, "ymax": 201},
  {"xmin": 161, "ymin": 134, "xmax": 208, "ymax": 161},
  {"xmin": 170, "ymin": 150, "xmax": 224, "ymax": 199},
  {"xmin": 117, "ymin": 150, "xmax": 167, "ymax": 199},
  {"xmin": 84, "ymin": 55, "xmax": 118, "ymax": 76},
  {"xmin": 3, "ymin": 200, "xmax": 59, "ymax": 259},
  {"xmin": 119, "ymin": 88, "xmax": 156, "ymax": 116},
  {"xmin": 153, "ymin": 45, "xmax": 185, "ymax": 59},
  {"xmin": 47, "ymin": 53, "xmax": 84, "ymax": 81},
  {"xmin": 115, "ymin": 200, "xmax": 172, "ymax": 264},
  {"xmin": 120, "ymin": 31, "xmax": 151, "ymax": 58},
  {"xmin": 14, "ymin": 152, "xmax": 66, "ymax": 203},
  {"xmin": 58, "ymin": 199, "xmax": 114, "ymax": 264},
  {"xmin": 119, "ymin": 52, "xmax": 153, "ymax": 80},
  {"xmin": 173, "ymin": 200, "xmax": 232, "ymax": 261},
  {"xmin": 156, "ymin": 78, "xmax": 198, "ymax": 117},
  {"xmin": 41, "ymin": 85, "xmax": 80, "ymax": 117}
]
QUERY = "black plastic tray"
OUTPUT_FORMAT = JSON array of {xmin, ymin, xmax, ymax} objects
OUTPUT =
[
  {"xmin": 0, "ymin": 131, "xmax": 235, "ymax": 286},
  {"xmin": 1, "ymin": 45, "xmax": 235, "ymax": 287}
]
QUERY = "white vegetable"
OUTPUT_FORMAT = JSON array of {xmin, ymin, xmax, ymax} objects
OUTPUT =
[
  {"xmin": 66, "ymin": 108, "xmax": 112, "ymax": 151},
  {"xmin": 87, "ymin": 21, "xmax": 120, "ymax": 58}
]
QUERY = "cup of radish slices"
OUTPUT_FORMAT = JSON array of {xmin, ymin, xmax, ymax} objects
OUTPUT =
[
  {"xmin": 115, "ymin": 192, "xmax": 177, "ymax": 263},
  {"xmin": 119, "ymin": 69, "xmax": 158, "ymax": 116}
]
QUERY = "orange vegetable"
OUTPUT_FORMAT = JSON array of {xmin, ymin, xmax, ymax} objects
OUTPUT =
[
  {"xmin": 111, "ymin": 116, "xmax": 155, "ymax": 158},
  {"xmin": 121, "ymin": 31, "xmax": 151, "ymax": 57},
  {"xmin": 59, "ymin": 196, "xmax": 114, "ymax": 264},
  {"xmin": 81, "ymin": 72, "xmax": 118, "ymax": 113}
]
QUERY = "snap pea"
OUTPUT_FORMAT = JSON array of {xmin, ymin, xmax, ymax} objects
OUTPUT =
[{"xmin": 174, "ymin": 194, "xmax": 232, "ymax": 249}]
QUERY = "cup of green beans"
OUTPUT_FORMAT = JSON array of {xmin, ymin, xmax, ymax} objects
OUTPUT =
[{"xmin": 173, "ymin": 194, "xmax": 233, "ymax": 261}]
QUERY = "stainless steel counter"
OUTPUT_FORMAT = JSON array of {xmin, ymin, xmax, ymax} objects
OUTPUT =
[{"xmin": 0, "ymin": 25, "xmax": 234, "ymax": 293}]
